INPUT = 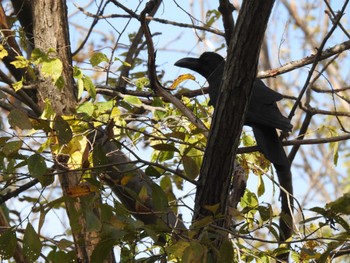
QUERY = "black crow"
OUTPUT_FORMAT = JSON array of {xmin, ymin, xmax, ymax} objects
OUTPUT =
[{"xmin": 175, "ymin": 52, "xmax": 293, "ymax": 241}]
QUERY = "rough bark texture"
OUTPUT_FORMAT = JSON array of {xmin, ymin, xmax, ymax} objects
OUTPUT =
[
  {"xmin": 32, "ymin": 0, "xmax": 76, "ymax": 115},
  {"xmin": 218, "ymin": 0, "xmax": 236, "ymax": 45},
  {"xmin": 31, "ymin": 1, "xmax": 107, "ymax": 262},
  {"xmin": 193, "ymin": 0, "xmax": 275, "ymax": 231}
]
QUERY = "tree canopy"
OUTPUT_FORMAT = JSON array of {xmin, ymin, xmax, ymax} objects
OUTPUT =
[{"xmin": 1, "ymin": 0, "xmax": 350, "ymax": 262}]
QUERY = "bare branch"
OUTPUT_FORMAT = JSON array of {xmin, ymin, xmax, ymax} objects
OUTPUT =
[
  {"xmin": 140, "ymin": 0, "xmax": 209, "ymax": 137},
  {"xmin": 258, "ymin": 40, "xmax": 350, "ymax": 79}
]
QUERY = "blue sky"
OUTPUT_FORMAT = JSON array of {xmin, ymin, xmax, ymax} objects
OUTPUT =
[
  {"xmin": 64, "ymin": 0, "xmax": 350, "ymax": 231},
  {"xmin": 7, "ymin": 0, "xmax": 350, "ymax": 259}
]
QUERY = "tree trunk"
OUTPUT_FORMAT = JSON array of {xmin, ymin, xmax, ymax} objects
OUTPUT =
[
  {"xmin": 31, "ymin": 1, "xmax": 111, "ymax": 261},
  {"xmin": 193, "ymin": 0, "xmax": 275, "ymax": 242},
  {"xmin": 32, "ymin": 0, "xmax": 76, "ymax": 115}
]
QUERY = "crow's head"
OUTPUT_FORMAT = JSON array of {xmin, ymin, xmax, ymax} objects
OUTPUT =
[
  {"xmin": 174, "ymin": 52, "xmax": 224, "ymax": 79},
  {"xmin": 175, "ymin": 52, "xmax": 225, "ymax": 106}
]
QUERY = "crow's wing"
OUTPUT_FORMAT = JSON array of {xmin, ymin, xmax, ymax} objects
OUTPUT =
[{"xmin": 246, "ymin": 80, "xmax": 292, "ymax": 132}]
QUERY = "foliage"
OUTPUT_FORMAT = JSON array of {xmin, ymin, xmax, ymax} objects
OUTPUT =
[{"xmin": 0, "ymin": 1, "xmax": 350, "ymax": 262}]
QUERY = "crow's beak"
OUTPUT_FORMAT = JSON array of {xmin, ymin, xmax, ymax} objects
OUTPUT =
[{"xmin": 174, "ymin": 57, "xmax": 200, "ymax": 71}]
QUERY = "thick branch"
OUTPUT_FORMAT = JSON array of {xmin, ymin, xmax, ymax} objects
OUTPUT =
[
  {"xmin": 31, "ymin": 1, "xmax": 105, "ymax": 262},
  {"xmin": 218, "ymin": 0, "xmax": 236, "ymax": 45},
  {"xmin": 193, "ymin": 0, "xmax": 275, "ymax": 237},
  {"xmin": 32, "ymin": 0, "xmax": 76, "ymax": 115}
]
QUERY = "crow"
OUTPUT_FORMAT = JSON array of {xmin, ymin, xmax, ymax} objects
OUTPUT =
[{"xmin": 175, "ymin": 52, "xmax": 293, "ymax": 242}]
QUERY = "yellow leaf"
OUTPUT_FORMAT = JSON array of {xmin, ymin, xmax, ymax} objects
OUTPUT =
[
  {"xmin": 68, "ymin": 151, "xmax": 83, "ymax": 169},
  {"xmin": 12, "ymin": 80, "xmax": 23, "ymax": 91},
  {"xmin": 110, "ymin": 216, "xmax": 126, "ymax": 230},
  {"xmin": 0, "ymin": 44, "xmax": 8, "ymax": 59},
  {"xmin": 10, "ymin": 56, "xmax": 29, "ymax": 68},
  {"xmin": 67, "ymin": 184, "xmax": 94, "ymax": 197},
  {"xmin": 203, "ymin": 203, "xmax": 220, "ymax": 214},
  {"xmin": 121, "ymin": 175, "xmax": 132, "ymax": 186},
  {"xmin": 170, "ymin": 74, "xmax": 195, "ymax": 90},
  {"xmin": 138, "ymin": 185, "xmax": 149, "ymax": 203},
  {"xmin": 65, "ymin": 135, "xmax": 88, "ymax": 169}
]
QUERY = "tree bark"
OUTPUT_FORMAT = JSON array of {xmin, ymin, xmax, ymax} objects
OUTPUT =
[
  {"xmin": 31, "ymin": 1, "xmax": 108, "ymax": 262},
  {"xmin": 193, "ymin": 0, "xmax": 275, "ymax": 238},
  {"xmin": 32, "ymin": 0, "xmax": 76, "ymax": 115}
]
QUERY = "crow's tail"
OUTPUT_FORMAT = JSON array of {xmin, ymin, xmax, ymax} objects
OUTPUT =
[{"xmin": 252, "ymin": 125, "xmax": 293, "ymax": 242}]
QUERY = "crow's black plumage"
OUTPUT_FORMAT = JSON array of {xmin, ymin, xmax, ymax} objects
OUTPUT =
[{"xmin": 175, "ymin": 52, "xmax": 293, "ymax": 241}]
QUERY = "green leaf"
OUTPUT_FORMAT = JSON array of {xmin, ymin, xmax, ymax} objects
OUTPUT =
[
  {"xmin": 151, "ymin": 183, "xmax": 169, "ymax": 212},
  {"xmin": 240, "ymin": 189, "xmax": 258, "ymax": 209},
  {"xmin": 0, "ymin": 137, "xmax": 10, "ymax": 147},
  {"xmin": 73, "ymin": 66, "xmax": 83, "ymax": 99},
  {"xmin": 183, "ymin": 241, "xmax": 205, "ymax": 263},
  {"xmin": 57, "ymin": 239, "xmax": 74, "ymax": 250},
  {"xmin": 0, "ymin": 229, "xmax": 17, "ymax": 259},
  {"xmin": 54, "ymin": 116, "xmax": 73, "ymax": 145},
  {"xmin": 77, "ymin": 78, "xmax": 84, "ymax": 99},
  {"xmin": 309, "ymin": 206, "xmax": 327, "ymax": 215},
  {"xmin": 206, "ymin": 9, "xmax": 221, "ymax": 27},
  {"xmin": 86, "ymin": 210, "xmax": 102, "ymax": 232},
  {"xmin": 2, "ymin": 141, "xmax": 23, "ymax": 156},
  {"xmin": 55, "ymin": 75, "xmax": 65, "ymax": 90},
  {"xmin": 219, "ymin": 239, "xmax": 234, "ymax": 262},
  {"xmin": 91, "ymin": 236, "xmax": 117, "ymax": 263},
  {"xmin": 151, "ymin": 143, "xmax": 179, "ymax": 152},
  {"xmin": 242, "ymin": 132, "xmax": 255, "ymax": 146},
  {"xmin": 145, "ymin": 165, "xmax": 162, "ymax": 178},
  {"xmin": 41, "ymin": 98, "xmax": 55, "ymax": 120},
  {"xmin": 166, "ymin": 240, "xmax": 190, "ymax": 259},
  {"xmin": 182, "ymin": 156, "xmax": 199, "ymax": 179},
  {"xmin": 135, "ymin": 77, "xmax": 150, "ymax": 90},
  {"xmin": 41, "ymin": 58, "xmax": 63, "ymax": 83},
  {"xmin": 158, "ymin": 150, "xmax": 174, "ymax": 162},
  {"xmin": 115, "ymin": 57, "xmax": 131, "ymax": 67},
  {"xmin": 83, "ymin": 75, "xmax": 96, "ymax": 100},
  {"xmin": 138, "ymin": 185, "xmax": 149, "ymax": 203},
  {"xmin": 73, "ymin": 66, "xmax": 83, "ymax": 78},
  {"xmin": 333, "ymin": 214, "xmax": 350, "ymax": 233},
  {"xmin": 191, "ymin": 216, "xmax": 213, "ymax": 229},
  {"xmin": 332, "ymin": 141, "xmax": 339, "ymax": 166},
  {"xmin": 326, "ymin": 193, "xmax": 350, "ymax": 215},
  {"xmin": 77, "ymin": 101, "xmax": 95, "ymax": 116},
  {"xmin": 28, "ymin": 154, "xmax": 47, "ymax": 178},
  {"xmin": 31, "ymin": 48, "xmax": 47, "ymax": 62},
  {"xmin": 90, "ymin": 52, "xmax": 109, "ymax": 67},
  {"xmin": 257, "ymin": 174, "xmax": 265, "ymax": 197},
  {"xmin": 23, "ymin": 223, "xmax": 42, "ymax": 262},
  {"xmin": 123, "ymin": 95, "xmax": 142, "ymax": 106},
  {"xmin": 95, "ymin": 100, "xmax": 114, "ymax": 115},
  {"xmin": 258, "ymin": 205, "xmax": 272, "ymax": 221},
  {"xmin": 165, "ymin": 131, "xmax": 186, "ymax": 141},
  {"xmin": 92, "ymin": 145, "xmax": 109, "ymax": 172},
  {"xmin": 47, "ymin": 250, "xmax": 76, "ymax": 263},
  {"xmin": 8, "ymin": 109, "xmax": 32, "ymax": 130}
]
